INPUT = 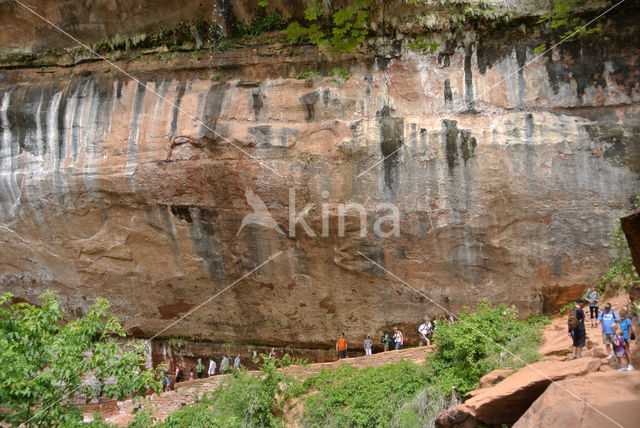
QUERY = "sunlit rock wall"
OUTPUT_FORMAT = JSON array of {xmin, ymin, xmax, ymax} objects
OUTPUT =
[{"xmin": 1, "ymin": 6, "xmax": 639, "ymax": 349}]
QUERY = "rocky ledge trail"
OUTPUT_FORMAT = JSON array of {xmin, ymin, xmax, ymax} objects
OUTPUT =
[
  {"xmin": 86, "ymin": 296, "xmax": 640, "ymax": 427},
  {"xmin": 437, "ymin": 295, "xmax": 640, "ymax": 428},
  {"xmin": 86, "ymin": 345, "xmax": 435, "ymax": 425}
]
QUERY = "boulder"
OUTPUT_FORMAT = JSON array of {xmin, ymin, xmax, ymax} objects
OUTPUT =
[
  {"xmin": 478, "ymin": 369, "xmax": 514, "ymax": 389},
  {"xmin": 434, "ymin": 404, "xmax": 477, "ymax": 428},
  {"xmin": 437, "ymin": 358, "xmax": 601, "ymax": 427},
  {"xmin": 514, "ymin": 370, "xmax": 640, "ymax": 428}
]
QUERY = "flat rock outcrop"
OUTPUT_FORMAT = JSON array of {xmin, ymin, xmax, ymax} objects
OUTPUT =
[
  {"xmin": 513, "ymin": 371, "xmax": 640, "ymax": 428},
  {"xmin": 436, "ymin": 358, "xmax": 601, "ymax": 427}
]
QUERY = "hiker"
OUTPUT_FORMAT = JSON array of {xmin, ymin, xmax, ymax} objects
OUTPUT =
[
  {"xmin": 597, "ymin": 302, "xmax": 620, "ymax": 360},
  {"xmin": 364, "ymin": 334, "xmax": 373, "ymax": 356},
  {"xmin": 629, "ymin": 295, "xmax": 640, "ymax": 344},
  {"xmin": 189, "ymin": 369, "xmax": 194, "ymax": 381},
  {"xmin": 336, "ymin": 332, "xmax": 348, "ymax": 359},
  {"xmin": 393, "ymin": 328, "xmax": 403, "ymax": 350},
  {"xmin": 381, "ymin": 331, "xmax": 392, "ymax": 352},
  {"xmin": 97, "ymin": 377, "xmax": 105, "ymax": 404},
  {"xmin": 160, "ymin": 371, "xmax": 170, "ymax": 392},
  {"xmin": 418, "ymin": 318, "xmax": 431, "ymax": 346},
  {"xmin": 584, "ymin": 286, "xmax": 601, "ymax": 328},
  {"xmin": 270, "ymin": 347, "xmax": 277, "ymax": 358},
  {"xmin": 175, "ymin": 366, "xmax": 183, "ymax": 383},
  {"xmin": 220, "ymin": 355, "xmax": 230, "ymax": 374},
  {"xmin": 568, "ymin": 299, "xmax": 586, "ymax": 359},
  {"xmin": 619, "ymin": 309, "xmax": 635, "ymax": 371},
  {"xmin": 234, "ymin": 354, "xmax": 241, "ymax": 369},
  {"xmin": 446, "ymin": 312, "xmax": 455, "ymax": 325},
  {"xmin": 196, "ymin": 358, "xmax": 205, "ymax": 379},
  {"xmin": 208, "ymin": 358, "xmax": 217, "ymax": 377},
  {"xmin": 613, "ymin": 328, "xmax": 630, "ymax": 370}
]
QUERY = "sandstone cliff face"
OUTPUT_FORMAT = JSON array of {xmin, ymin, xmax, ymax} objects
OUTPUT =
[{"xmin": 0, "ymin": 2, "xmax": 639, "ymax": 351}]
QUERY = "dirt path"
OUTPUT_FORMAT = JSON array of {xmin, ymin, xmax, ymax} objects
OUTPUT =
[{"xmin": 88, "ymin": 345, "xmax": 434, "ymax": 425}]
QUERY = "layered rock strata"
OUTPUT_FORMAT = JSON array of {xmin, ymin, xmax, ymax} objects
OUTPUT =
[{"xmin": 0, "ymin": 3, "xmax": 639, "ymax": 351}]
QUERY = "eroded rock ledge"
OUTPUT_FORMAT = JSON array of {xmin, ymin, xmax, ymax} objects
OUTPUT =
[{"xmin": 0, "ymin": 2, "xmax": 639, "ymax": 351}]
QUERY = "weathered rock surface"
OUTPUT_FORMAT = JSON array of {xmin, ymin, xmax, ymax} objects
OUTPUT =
[
  {"xmin": 513, "ymin": 371, "xmax": 640, "ymax": 428},
  {"xmin": 0, "ymin": 1, "xmax": 639, "ymax": 354},
  {"xmin": 436, "ymin": 358, "xmax": 601, "ymax": 427},
  {"xmin": 621, "ymin": 210, "xmax": 640, "ymax": 278},
  {"xmin": 477, "ymin": 368, "xmax": 514, "ymax": 390}
]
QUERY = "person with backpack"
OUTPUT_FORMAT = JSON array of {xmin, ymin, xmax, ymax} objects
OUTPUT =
[
  {"xmin": 160, "ymin": 371, "xmax": 171, "ymax": 392},
  {"xmin": 568, "ymin": 299, "xmax": 586, "ymax": 359},
  {"xmin": 220, "ymin": 355, "xmax": 229, "ymax": 374},
  {"xmin": 196, "ymin": 358, "xmax": 205, "ymax": 379},
  {"xmin": 584, "ymin": 286, "xmax": 601, "ymax": 328},
  {"xmin": 619, "ymin": 309, "xmax": 635, "ymax": 371},
  {"xmin": 381, "ymin": 332, "xmax": 392, "ymax": 352},
  {"xmin": 393, "ymin": 328, "xmax": 403, "ymax": 350},
  {"xmin": 336, "ymin": 333, "xmax": 348, "ymax": 359},
  {"xmin": 418, "ymin": 318, "xmax": 432, "ymax": 346},
  {"xmin": 598, "ymin": 302, "xmax": 620, "ymax": 360},
  {"xmin": 175, "ymin": 366, "xmax": 183, "ymax": 383}
]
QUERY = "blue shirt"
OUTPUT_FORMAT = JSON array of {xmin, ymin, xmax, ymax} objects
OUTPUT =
[
  {"xmin": 620, "ymin": 318, "xmax": 632, "ymax": 339},
  {"xmin": 597, "ymin": 311, "xmax": 619, "ymax": 335}
]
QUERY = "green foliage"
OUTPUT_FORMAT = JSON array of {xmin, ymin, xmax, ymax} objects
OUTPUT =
[
  {"xmin": 329, "ymin": 66, "xmax": 351, "ymax": 85},
  {"xmin": 533, "ymin": 43, "xmax": 547, "ymax": 55},
  {"xmin": 296, "ymin": 70, "xmax": 322, "ymax": 81},
  {"xmin": 235, "ymin": 9, "xmax": 287, "ymax": 38},
  {"xmin": 158, "ymin": 353, "xmax": 304, "ymax": 428},
  {"xmin": 407, "ymin": 35, "xmax": 439, "ymax": 56},
  {"xmin": 389, "ymin": 386, "xmax": 460, "ymax": 428},
  {"xmin": 167, "ymin": 335, "xmax": 185, "ymax": 350},
  {"xmin": 464, "ymin": 1, "xmax": 510, "ymax": 23},
  {"xmin": 595, "ymin": 196, "xmax": 640, "ymax": 295},
  {"xmin": 300, "ymin": 361, "xmax": 429, "ymax": 427},
  {"xmin": 284, "ymin": 0, "xmax": 372, "ymax": 54},
  {"xmin": 0, "ymin": 291, "xmax": 163, "ymax": 427},
  {"xmin": 91, "ymin": 19, "xmax": 223, "ymax": 54},
  {"xmin": 157, "ymin": 304, "xmax": 547, "ymax": 427},
  {"xmin": 428, "ymin": 301, "xmax": 546, "ymax": 394},
  {"xmin": 535, "ymin": 0, "xmax": 601, "ymax": 53}
]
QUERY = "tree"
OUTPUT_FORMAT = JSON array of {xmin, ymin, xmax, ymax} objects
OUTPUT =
[{"xmin": 0, "ymin": 291, "xmax": 163, "ymax": 427}]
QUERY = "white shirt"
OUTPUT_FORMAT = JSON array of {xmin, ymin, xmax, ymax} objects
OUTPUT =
[
  {"xmin": 208, "ymin": 360, "xmax": 217, "ymax": 375},
  {"xmin": 418, "ymin": 323, "xmax": 430, "ymax": 336}
]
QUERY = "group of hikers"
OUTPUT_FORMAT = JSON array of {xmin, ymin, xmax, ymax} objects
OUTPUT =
[
  {"xmin": 161, "ymin": 352, "xmax": 249, "ymax": 391},
  {"xmin": 568, "ymin": 286, "xmax": 638, "ymax": 371},
  {"xmin": 335, "ymin": 312, "xmax": 456, "ymax": 359}
]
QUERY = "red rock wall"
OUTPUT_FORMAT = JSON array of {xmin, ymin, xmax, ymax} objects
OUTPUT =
[{"xmin": 0, "ymin": 1, "xmax": 639, "ymax": 351}]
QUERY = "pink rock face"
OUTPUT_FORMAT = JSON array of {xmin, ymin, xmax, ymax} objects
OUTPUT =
[
  {"xmin": 0, "ymin": 4, "xmax": 639, "ymax": 352},
  {"xmin": 513, "ymin": 371, "xmax": 640, "ymax": 428},
  {"xmin": 437, "ymin": 358, "xmax": 602, "ymax": 427}
]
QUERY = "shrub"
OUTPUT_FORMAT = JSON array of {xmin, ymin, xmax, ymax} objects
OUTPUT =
[
  {"xmin": 428, "ymin": 301, "xmax": 546, "ymax": 394},
  {"xmin": 158, "ymin": 353, "xmax": 304, "ymax": 428},
  {"xmin": 296, "ymin": 70, "xmax": 322, "ymax": 81},
  {"xmin": 329, "ymin": 66, "xmax": 351, "ymax": 85},
  {"xmin": 235, "ymin": 9, "xmax": 287, "ymax": 38},
  {"xmin": 388, "ymin": 386, "xmax": 461, "ymax": 428},
  {"xmin": 0, "ymin": 292, "xmax": 163, "ymax": 427},
  {"xmin": 595, "ymin": 203, "xmax": 640, "ymax": 296},
  {"xmin": 300, "ymin": 361, "xmax": 429, "ymax": 427}
]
